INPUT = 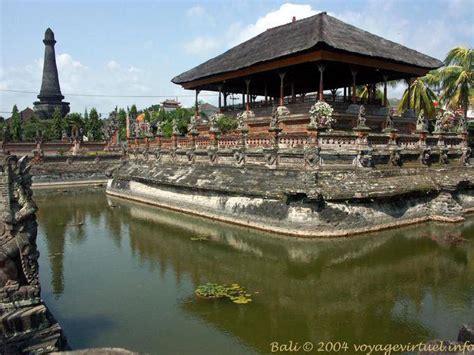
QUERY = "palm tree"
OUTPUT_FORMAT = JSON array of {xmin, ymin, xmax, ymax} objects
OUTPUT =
[
  {"xmin": 398, "ymin": 78, "xmax": 438, "ymax": 118},
  {"xmin": 428, "ymin": 47, "xmax": 473, "ymax": 119}
]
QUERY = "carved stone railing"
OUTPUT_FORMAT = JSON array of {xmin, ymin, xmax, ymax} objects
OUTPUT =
[{"xmin": 126, "ymin": 129, "xmax": 469, "ymax": 171}]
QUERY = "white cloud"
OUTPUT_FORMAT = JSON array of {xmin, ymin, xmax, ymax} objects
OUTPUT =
[
  {"xmin": 232, "ymin": 3, "xmax": 318, "ymax": 45},
  {"xmin": 183, "ymin": 36, "xmax": 220, "ymax": 54},
  {"xmin": 106, "ymin": 60, "xmax": 120, "ymax": 70},
  {"xmin": 186, "ymin": 5, "xmax": 205, "ymax": 18}
]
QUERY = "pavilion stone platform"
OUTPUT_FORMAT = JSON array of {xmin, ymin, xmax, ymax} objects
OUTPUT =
[{"xmin": 107, "ymin": 127, "xmax": 473, "ymax": 237}]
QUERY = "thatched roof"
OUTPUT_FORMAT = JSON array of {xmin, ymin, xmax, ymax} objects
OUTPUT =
[{"xmin": 172, "ymin": 12, "xmax": 443, "ymax": 85}]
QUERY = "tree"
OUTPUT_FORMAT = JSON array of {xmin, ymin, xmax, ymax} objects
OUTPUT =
[
  {"xmin": 67, "ymin": 112, "xmax": 84, "ymax": 136},
  {"xmin": 51, "ymin": 107, "xmax": 65, "ymax": 140},
  {"xmin": 88, "ymin": 108, "xmax": 103, "ymax": 141},
  {"xmin": 398, "ymin": 78, "xmax": 438, "ymax": 118},
  {"xmin": 429, "ymin": 47, "xmax": 473, "ymax": 120},
  {"xmin": 10, "ymin": 104, "xmax": 23, "ymax": 141},
  {"xmin": 117, "ymin": 108, "xmax": 127, "ymax": 141},
  {"xmin": 129, "ymin": 104, "xmax": 138, "ymax": 120},
  {"xmin": 83, "ymin": 108, "xmax": 89, "ymax": 136}
]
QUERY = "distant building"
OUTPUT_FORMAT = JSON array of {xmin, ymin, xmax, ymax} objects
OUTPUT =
[
  {"xmin": 199, "ymin": 102, "xmax": 218, "ymax": 120},
  {"xmin": 7, "ymin": 107, "xmax": 36, "ymax": 123},
  {"xmin": 161, "ymin": 99, "xmax": 181, "ymax": 112}
]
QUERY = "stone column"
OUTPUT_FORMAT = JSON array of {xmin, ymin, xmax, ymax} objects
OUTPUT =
[{"xmin": 318, "ymin": 63, "xmax": 326, "ymax": 101}]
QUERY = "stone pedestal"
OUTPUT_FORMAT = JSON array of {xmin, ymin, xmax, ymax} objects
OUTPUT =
[
  {"xmin": 383, "ymin": 128, "xmax": 398, "ymax": 146},
  {"xmin": 1, "ymin": 302, "xmax": 68, "ymax": 353},
  {"xmin": 353, "ymin": 125, "xmax": 371, "ymax": 146},
  {"xmin": 414, "ymin": 129, "xmax": 428, "ymax": 147}
]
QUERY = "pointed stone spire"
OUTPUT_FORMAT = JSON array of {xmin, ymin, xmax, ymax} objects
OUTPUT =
[{"xmin": 33, "ymin": 28, "xmax": 70, "ymax": 119}]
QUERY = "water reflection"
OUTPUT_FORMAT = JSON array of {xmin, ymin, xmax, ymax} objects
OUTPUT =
[{"xmin": 34, "ymin": 189, "xmax": 474, "ymax": 353}]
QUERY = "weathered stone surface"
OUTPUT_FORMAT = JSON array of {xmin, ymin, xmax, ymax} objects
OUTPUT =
[
  {"xmin": 458, "ymin": 323, "xmax": 474, "ymax": 343},
  {"xmin": 0, "ymin": 155, "xmax": 67, "ymax": 352},
  {"xmin": 107, "ymin": 160, "xmax": 474, "ymax": 237}
]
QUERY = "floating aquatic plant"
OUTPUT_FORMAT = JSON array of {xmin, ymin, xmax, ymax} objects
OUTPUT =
[
  {"xmin": 190, "ymin": 235, "xmax": 210, "ymax": 241},
  {"xmin": 195, "ymin": 283, "xmax": 252, "ymax": 304}
]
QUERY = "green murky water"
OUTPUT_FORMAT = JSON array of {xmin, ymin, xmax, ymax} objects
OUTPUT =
[{"xmin": 34, "ymin": 188, "xmax": 473, "ymax": 354}]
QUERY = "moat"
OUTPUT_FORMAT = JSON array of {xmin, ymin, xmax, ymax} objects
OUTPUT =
[{"xmin": 35, "ymin": 188, "xmax": 473, "ymax": 354}]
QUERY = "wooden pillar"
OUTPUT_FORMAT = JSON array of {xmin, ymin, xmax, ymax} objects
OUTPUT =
[
  {"xmin": 291, "ymin": 80, "xmax": 295, "ymax": 103},
  {"xmin": 279, "ymin": 72, "xmax": 286, "ymax": 106},
  {"xmin": 223, "ymin": 92, "xmax": 228, "ymax": 110},
  {"xmin": 318, "ymin": 63, "xmax": 326, "ymax": 101},
  {"xmin": 406, "ymin": 78, "xmax": 412, "ymax": 110},
  {"xmin": 264, "ymin": 82, "xmax": 268, "ymax": 105},
  {"xmin": 217, "ymin": 85, "xmax": 223, "ymax": 113},
  {"xmin": 343, "ymin": 87, "xmax": 347, "ymax": 102},
  {"xmin": 195, "ymin": 89, "xmax": 200, "ymax": 117},
  {"xmin": 351, "ymin": 69, "xmax": 357, "ymax": 103},
  {"xmin": 383, "ymin": 76, "xmax": 388, "ymax": 107},
  {"xmin": 245, "ymin": 79, "xmax": 251, "ymax": 111},
  {"xmin": 242, "ymin": 92, "xmax": 245, "ymax": 109}
]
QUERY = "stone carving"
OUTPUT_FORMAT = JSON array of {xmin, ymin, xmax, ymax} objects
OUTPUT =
[
  {"xmin": 439, "ymin": 147, "xmax": 449, "ymax": 165},
  {"xmin": 389, "ymin": 149, "xmax": 402, "ymax": 167},
  {"xmin": 272, "ymin": 106, "xmax": 290, "ymax": 129},
  {"xmin": 264, "ymin": 148, "xmax": 278, "ymax": 167},
  {"xmin": 154, "ymin": 119, "xmax": 163, "ymax": 136},
  {"xmin": 209, "ymin": 113, "xmax": 222, "ymax": 133},
  {"xmin": 236, "ymin": 111, "xmax": 252, "ymax": 132},
  {"xmin": 0, "ymin": 156, "xmax": 40, "ymax": 305},
  {"xmin": 416, "ymin": 109, "xmax": 429, "ymax": 132},
  {"xmin": 172, "ymin": 118, "xmax": 180, "ymax": 135},
  {"xmin": 188, "ymin": 115, "xmax": 198, "ymax": 134},
  {"xmin": 186, "ymin": 148, "xmax": 195, "ymax": 163},
  {"xmin": 207, "ymin": 147, "xmax": 218, "ymax": 164},
  {"xmin": 354, "ymin": 148, "xmax": 372, "ymax": 168},
  {"xmin": 304, "ymin": 146, "xmax": 321, "ymax": 168},
  {"xmin": 357, "ymin": 105, "xmax": 367, "ymax": 128},
  {"xmin": 420, "ymin": 147, "xmax": 431, "ymax": 166},
  {"xmin": 233, "ymin": 147, "xmax": 246, "ymax": 166},
  {"xmin": 383, "ymin": 109, "xmax": 396, "ymax": 132},
  {"xmin": 457, "ymin": 114, "xmax": 467, "ymax": 134},
  {"xmin": 460, "ymin": 147, "xmax": 471, "ymax": 166},
  {"xmin": 308, "ymin": 101, "xmax": 334, "ymax": 130}
]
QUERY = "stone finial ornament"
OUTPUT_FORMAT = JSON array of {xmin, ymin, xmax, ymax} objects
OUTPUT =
[
  {"xmin": 357, "ymin": 105, "xmax": 367, "ymax": 127},
  {"xmin": 416, "ymin": 109, "xmax": 429, "ymax": 132}
]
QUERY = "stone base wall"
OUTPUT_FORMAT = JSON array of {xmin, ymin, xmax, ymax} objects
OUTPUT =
[
  {"xmin": 107, "ymin": 162, "xmax": 474, "ymax": 237},
  {"xmin": 31, "ymin": 155, "xmax": 123, "ymax": 185}
]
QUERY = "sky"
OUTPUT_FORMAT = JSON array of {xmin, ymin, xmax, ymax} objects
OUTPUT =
[{"xmin": 0, "ymin": 0, "xmax": 473, "ymax": 117}]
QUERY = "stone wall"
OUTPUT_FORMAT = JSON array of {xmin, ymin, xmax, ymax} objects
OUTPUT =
[
  {"xmin": 31, "ymin": 155, "xmax": 123, "ymax": 185},
  {"xmin": 107, "ymin": 160, "xmax": 474, "ymax": 238}
]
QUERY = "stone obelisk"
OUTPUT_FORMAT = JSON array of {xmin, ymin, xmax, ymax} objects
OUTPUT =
[{"xmin": 33, "ymin": 28, "xmax": 70, "ymax": 119}]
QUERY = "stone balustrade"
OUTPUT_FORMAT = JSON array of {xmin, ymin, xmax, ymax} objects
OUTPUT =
[{"xmin": 126, "ymin": 128, "xmax": 469, "ymax": 170}]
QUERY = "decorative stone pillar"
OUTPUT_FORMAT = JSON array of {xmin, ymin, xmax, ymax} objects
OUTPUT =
[
  {"xmin": 353, "ymin": 105, "xmax": 371, "ymax": 145},
  {"xmin": 207, "ymin": 113, "xmax": 221, "ymax": 164},
  {"xmin": 171, "ymin": 118, "xmax": 179, "ymax": 162},
  {"xmin": 414, "ymin": 109, "xmax": 429, "ymax": 147},
  {"xmin": 233, "ymin": 111, "xmax": 250, "ymax": 167}
]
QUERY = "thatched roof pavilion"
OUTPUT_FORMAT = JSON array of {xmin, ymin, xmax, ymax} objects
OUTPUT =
[
  {"xmin": 173, "ymin": 12, "xmax": 441, "ymax": 97},
  {"xmin": 173, "ymin": 12, "xmax": 442, "ymax": 134}
]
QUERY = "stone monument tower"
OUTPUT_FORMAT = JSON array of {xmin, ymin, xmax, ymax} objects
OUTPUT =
[{"xmin": 33, "ymin": 28, "xmax": 70, "ymax": 119}]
